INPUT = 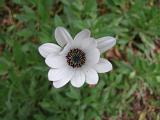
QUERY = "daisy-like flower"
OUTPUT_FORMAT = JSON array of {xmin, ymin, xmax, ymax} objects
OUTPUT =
[{"xmin": 38, "ymin": 27, "xmax": 116, "ymax": 88}]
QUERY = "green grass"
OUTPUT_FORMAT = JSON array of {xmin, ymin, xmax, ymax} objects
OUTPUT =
[{"xmin": 0, "ymin": 0, "xmax": 160, "ymax": 119}]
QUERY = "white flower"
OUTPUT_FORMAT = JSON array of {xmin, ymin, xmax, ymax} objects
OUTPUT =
[{"xmin": 38, "ymin": 27, "xmax": 116, "ymax": 88}]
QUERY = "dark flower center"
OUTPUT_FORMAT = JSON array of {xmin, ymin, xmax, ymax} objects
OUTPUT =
[{"xmin": 66, "ymin": 48, "xmax": 86, "ymax": 68}]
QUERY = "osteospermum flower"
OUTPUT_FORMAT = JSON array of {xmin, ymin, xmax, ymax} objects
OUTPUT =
[{"xmin": 38, "ymin": 27, "xmax": 116, "ymax": 88}]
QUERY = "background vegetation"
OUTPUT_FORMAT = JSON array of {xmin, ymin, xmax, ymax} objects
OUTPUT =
[{"xmin": 0, "ymin": 0, "xmax": 160, "ymax": 119}]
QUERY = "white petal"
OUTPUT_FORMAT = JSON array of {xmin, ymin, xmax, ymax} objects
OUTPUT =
[
  {"xmin": 74, "ymin": 29, "xmax": 90, "ymax": 41},
  {"xmin": 85, "ymin": 48, "xmax": 100, "ymax": 65},
  {"xmin": 48, "ymin": 69, "xmax": 59, "ymax": 81},
  {"xmin": 53, "ymin": 78, "xmax": 70, "ymax": 88},
  {"xmin": 71, "ymin": 70, "xmax": 85, "ymax": 88},
  {"xmin": 82, "ymin": 38, "xmax": 97, "ymax": 49},
  {"xmin": 38, "ymin": 43, "xmax": 61, "ymax": 58},
  {"xmin": 48, "ymin": 69, "xmax": 57, "ymax": 81},
  {"xmin": 72, "ymin": 37, "xmax": 97, "ymax": 50},
  {"xmin": 48, "ymin": 67, "xmax": 74, "ymax": 81},
  {"xmin": 55, "ymin": 27, "xmax": 73, "ymax": 47},
  {"xmin": 84, "ymin": 67, "xmax": 99, "ymax": 85},
  {"xmin": 97, "ymin": 36, "xmax": 116, "ymax": 53},
  {"xmin": 94, "ymin": 58, "xmax": 112, "ymax": 73},
  {"xmin": 59, "ymin": 43, "xmax": 72, "ymax": 56},
  {"xmin": 45, "ymin": 54, "xmax": 66, "ymax": 68}
]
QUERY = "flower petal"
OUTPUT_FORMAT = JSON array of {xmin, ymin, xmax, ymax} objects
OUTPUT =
[
  {"xmin": 85, "ymin": 48, "xmax": 100, "ymax": 65},
  {"xmin": 55, "ymin": 27, "xmax": 73, "ymax": 47},
  {"xmin": 71, "ymin": 70, "xmax": 85, "ymax": 88},
  {"xmin": 97, "ymin": 36, "xmax": 116, "ymax": 53},
  {"xmin": 74, "ymin": 29, "xmax": 90, "ymax": 41},
  {"xmin": 48, "ymin": 69, "xmax": 59, "ymax": 81},
  {"xmin": 59, "ymin": 43, "xmax": 72, "ymax": 56},
  {"xmin": 45, "ymin": 54, "xmax": 66, "ymax": 68},
  {"xmin": 48, "ymin": 67, "xmax": 74, "ymax": 81},
  {"xmin": 84, "ymin": 67, "xmax": 99, "ymax": 85},
  {"xmin": 53, "ymin": 78, "xmax": 70, "ymax": 88},
  {"xmin": 94, "ymin": 58, "xmax": 112, "ymax": 73},
  {"xmin": 72, "ymin": 37, "xmax": 97, "ymax": 50},
  {"xmin": 82, "ymin": 38, "xmax": 97, "ymax": 49},
  {"xmin": 38, "ymin": 43, "xmax": 61, "ymax": 58}
]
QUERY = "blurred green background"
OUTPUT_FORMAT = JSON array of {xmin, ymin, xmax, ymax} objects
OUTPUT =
[{"xmin": 0, "ymin": 0, "xmax": 160, "ymax": 120}]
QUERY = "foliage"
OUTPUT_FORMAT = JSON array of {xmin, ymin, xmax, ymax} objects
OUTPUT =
[{"xmin": 0, "ymin": 0, "xmax": 160, "ymax": 119}]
